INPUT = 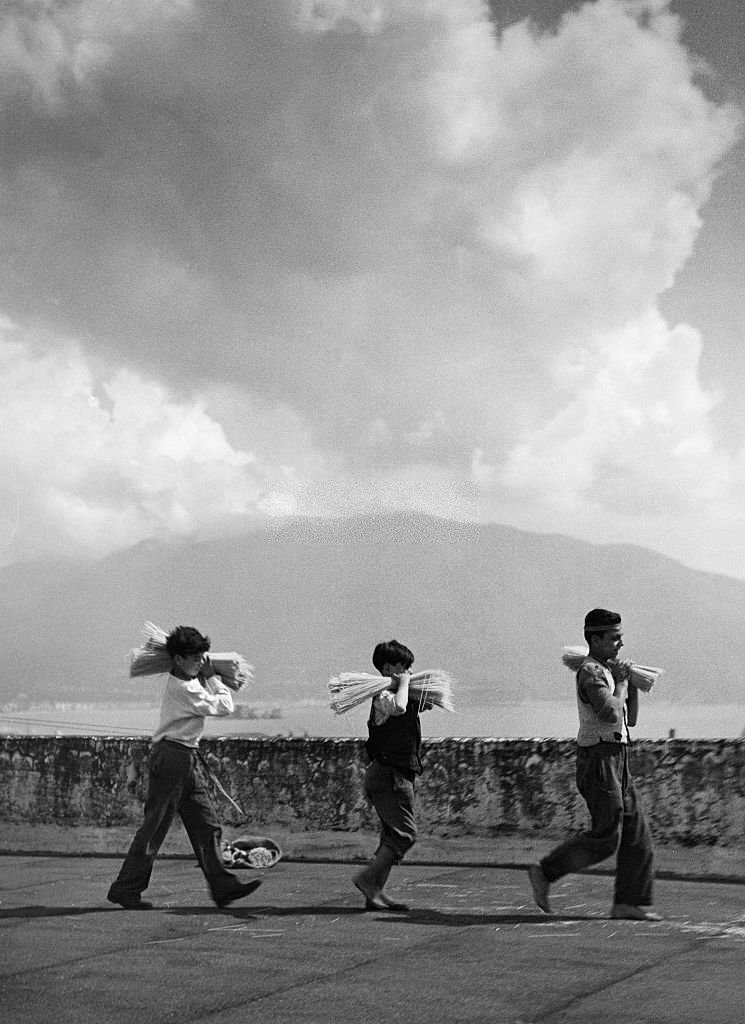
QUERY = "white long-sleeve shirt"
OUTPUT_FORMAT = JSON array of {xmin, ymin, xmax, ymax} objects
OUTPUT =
[{"xmin": 152, "ymin": 673, "xmax": 234, "ymax": 748}]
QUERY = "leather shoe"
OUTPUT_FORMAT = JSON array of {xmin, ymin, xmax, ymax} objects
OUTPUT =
[
  {"xmin": 611, "ymin": 903, "xmax": 662, "ymax": 921},
  {"xmin": 214, "ymin": 878, "xmax": 262, "ymax": 908},
  {"xmin": 107, "ymin": 892, "xmax": 153, "ymax": 910}
]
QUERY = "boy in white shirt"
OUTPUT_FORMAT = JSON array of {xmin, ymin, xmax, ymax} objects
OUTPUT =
[{"xmin": 107, "ymin": 625, "xmax": 261, "ymax": 910}]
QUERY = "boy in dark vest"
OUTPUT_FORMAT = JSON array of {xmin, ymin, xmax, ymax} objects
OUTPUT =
[
  {"xmin": 528, "ymin": 608, "xmax": 660, "ymax": 920},
  {"xmin": 353, "ymin": 639, "xmax": 431, "ymax": 912}
]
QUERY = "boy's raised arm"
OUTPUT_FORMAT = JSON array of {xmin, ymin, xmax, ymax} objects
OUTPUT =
[{"xmin": 391, "ymin": 671, "xmax": 411, "ymax": 713}]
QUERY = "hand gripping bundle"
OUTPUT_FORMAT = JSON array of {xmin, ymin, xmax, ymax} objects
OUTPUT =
[
  {"xmin": 561, "ymin": 645, "xmax": 662, "ymax": 693},
  {"xmin": 129, "ymin": 621, "xmax": 254, "ymax": 692},
  {"xmin": 328, "ymin": 670, "xmax": 455, "ymax": 715}
]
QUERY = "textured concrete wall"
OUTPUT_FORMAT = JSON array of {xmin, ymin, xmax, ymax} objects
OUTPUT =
[{"xmin": 1, "ymin": 736, "xmax": 744, "ymax": 846}]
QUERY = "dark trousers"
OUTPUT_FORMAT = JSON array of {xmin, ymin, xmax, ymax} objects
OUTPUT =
[
  {"xmin": 364, "ymin": 761, "xmax": 418, "ymax": 863},
  {"xmin": 108, "ymin": 740, "xmax": 241, "ymax": 902},
  {"xmin": 540, "ymin": 743, "xmax": 654, "ymax": 906}
]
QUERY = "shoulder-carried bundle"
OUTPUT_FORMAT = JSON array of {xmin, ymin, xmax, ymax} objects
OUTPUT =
[
  {"xmin": 129, "ymin": 621, "xmax": 254, "ymax": 693},
  {"xmin": 327, "ymin": 670, "xmax": 455, "ymax": 715},
  {"xmin": 561, "ymin": 645, "xmax": 662, "ymax": 693}
]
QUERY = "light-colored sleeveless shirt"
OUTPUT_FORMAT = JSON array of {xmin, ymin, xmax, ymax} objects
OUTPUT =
[{"xmin": 576, "ymin": 656, "xmax": 628, "ymax": 747}]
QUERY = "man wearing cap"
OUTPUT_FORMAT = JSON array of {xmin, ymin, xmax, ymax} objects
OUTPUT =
[{"xmin": 528, "ymin": 608, "xmax": 660, "ymax": 921}]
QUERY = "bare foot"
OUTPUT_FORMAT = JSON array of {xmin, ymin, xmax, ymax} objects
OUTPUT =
[{"xmin": 352, "ymin": 870, "xmax": 387, "ymax": 911}]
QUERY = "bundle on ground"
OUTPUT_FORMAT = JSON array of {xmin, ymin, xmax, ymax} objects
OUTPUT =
[
  {"xmin": 561, "ymin": 645, "xmax": 662, "ymax": 693},
  {"xmin": 222, "ymin": 836, "xmax": 283, "ymax": 869},
  {"xmin": 129, "ymin": 621, "xmax": 254, "ymax": 692},
  {"xmin": 328, "ymin": 670, "xmax": 455, "ymax": 715}
]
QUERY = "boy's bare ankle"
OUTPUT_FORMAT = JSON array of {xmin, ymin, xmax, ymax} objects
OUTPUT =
[{"xmin": 352, "ymin": 869, "xmax": 381, "ymax": 901}]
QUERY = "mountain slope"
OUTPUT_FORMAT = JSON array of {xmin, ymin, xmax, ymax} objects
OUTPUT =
[{"xmin": 2, "ymin": 514, "xmax": 742, "ymax": 704}]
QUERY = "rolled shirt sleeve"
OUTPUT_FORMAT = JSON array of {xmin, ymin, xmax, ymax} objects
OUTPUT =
[
  {"xmin": 371, "ymin": 689, "xmax": 401, "ymax": 726},
  {"xmin": 578, "ymin": 662, "xmax": 624, "ymax": 725}
]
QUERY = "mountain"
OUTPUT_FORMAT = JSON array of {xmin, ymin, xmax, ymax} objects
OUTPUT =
[{"xmin": 1, "ymin": 513, "xmax": 743, "ymax": 705}]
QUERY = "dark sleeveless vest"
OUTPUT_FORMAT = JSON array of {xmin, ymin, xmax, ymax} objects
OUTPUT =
[{"xmin": 366, "ymin": 699, "xmax": 423, "ymax": 776}]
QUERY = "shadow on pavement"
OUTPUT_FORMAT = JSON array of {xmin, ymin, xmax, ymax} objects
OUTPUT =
[
  {"xmin": 368, "ymin": 909, "xmax": 597, "ymax": 926},
  {"xmin": 250, "ymin": 904, "xmax": 369, "ymax": 917},
  {"xmin": 253, "ymin": 904, "xmax": 594, "ymax": 926},
  {"xmin": 0, "ymin": 901, "xmax": 599, "ymax": 925},
  {"xmin": 0, "ymin": 906, "xmax": 123, "ymax": 920},
  {"xmin": 0, "ymin": 904, "xmax": 265, "ymax": 920}
]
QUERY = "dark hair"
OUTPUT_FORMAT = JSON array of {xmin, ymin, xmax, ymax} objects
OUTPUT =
[
  {"xmin": 372, "ymin": 639, "xmax": 414, "ymax": 673},
  {"xmin": 583, "ymin": 608, "xmax": 622, "ymax": 645},
  {"xmin": 165, "ymin": 625, "xmax": 211, "ymax": 659}
]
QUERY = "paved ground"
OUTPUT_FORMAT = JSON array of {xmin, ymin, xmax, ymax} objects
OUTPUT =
[
  {"xmin": 6, "ymin": 823, "xmax": 745, "ymax": 883},
  {"xmin": 1, "ymin": 855, "xmax": 744, "ymax": 1024}
]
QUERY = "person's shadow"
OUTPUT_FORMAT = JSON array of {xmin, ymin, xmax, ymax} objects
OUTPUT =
[
  {"xmin": 369, "ymin": 908, "xmax": 593, "ymax": 926},
  {"xmin": 0, "ymin": 904, "xmax": 264, "ymax": 920},
  {"xmin": 0, "ymin": 905, "xmax": 124, "ymax": 920},
  {"xmin": 252, "ymin": 904, "xmax": 592, "ymax": 926},
  {"xmin": 0, "ymin": 903, "xmax": 594, "ymax": 925}
]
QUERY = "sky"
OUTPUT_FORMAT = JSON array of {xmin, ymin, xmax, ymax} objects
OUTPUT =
[{"xmin": 1, "ymin": 0, "xmax": 744, "ymax": 578}]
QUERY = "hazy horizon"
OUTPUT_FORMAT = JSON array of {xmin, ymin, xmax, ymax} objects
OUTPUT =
[{"xmin": 3, "ymin": 695, "xmax": 743, "ymax": 742}]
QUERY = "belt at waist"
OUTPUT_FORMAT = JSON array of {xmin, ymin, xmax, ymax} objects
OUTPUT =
[{"xmin": 154, "ymin": 738, "xmax": 198, "ymax": 752}]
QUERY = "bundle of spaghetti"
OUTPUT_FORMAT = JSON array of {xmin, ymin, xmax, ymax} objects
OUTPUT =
[
  {"xmin": 328, "ymin": 670, "xmax": 455, "ymax": 716},
  {"xmin": 129, "ymin": 621, "xmax": 254, "ymax": 692},
  {"xmin": 561, "ymin": 645, "xmax": 662, "ymax": 693}
]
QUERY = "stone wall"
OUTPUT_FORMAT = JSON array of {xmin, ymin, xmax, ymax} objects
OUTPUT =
[{"xmin": 2, "ymin": 736, "xmax": 744, "ymax": 848}]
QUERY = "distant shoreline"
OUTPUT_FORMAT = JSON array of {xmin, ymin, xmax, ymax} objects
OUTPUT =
[{"xmin": 2, "ymin": 698, "xmax": 744, "ymax": 740}]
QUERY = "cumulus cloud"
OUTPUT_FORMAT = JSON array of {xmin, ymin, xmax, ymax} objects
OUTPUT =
[
  {"xmin": 0, "ymin": 319, "xmax": 297, "ymax": 564},
  {"xmin": 488, "ymin": 309, "xmax": 730, "ymax": 511},
  {"xmin": 0, "ymin": 0, "xmax": 743, "ymax": 571}
]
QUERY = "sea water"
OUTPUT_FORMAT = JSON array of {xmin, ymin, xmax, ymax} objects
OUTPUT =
[{"xmin": 1, "ymin": 699, "xmax": 743, "ymax": 739}]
